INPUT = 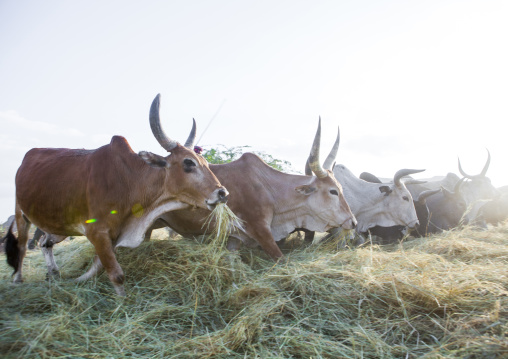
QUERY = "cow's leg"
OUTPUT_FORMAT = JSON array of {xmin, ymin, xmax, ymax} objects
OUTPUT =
[
  {"xmin": 250, "ymin": 226, "xmax": 283, "ymax": 261},
  {"xmin": 143, "ymin": 229, "xmax": 153, "ymax": 241},
  {"xmin": 303, "ymin": 230, "xmax": 316, "ymax": 243},
  {"xmin": 28, "ymin": 228, "xmax": 45, "ymax": 250},
  {"xmin": 167, "ymin": 228, "xmax": 179, "ymax": 239},
  {"xmin": 40, "ymin": 234, "xmax": 67, "ymax": 279},
  {"xmin": 10, "ymin": 207, "xmax": 31, "ymax": 283},
  {"xmin": 75, "ymin": 255, "xmax": 103, "ymax": 282},
  {"xmin": 87, "ymin": 234, "xmax": 125, "ymax": 296}
]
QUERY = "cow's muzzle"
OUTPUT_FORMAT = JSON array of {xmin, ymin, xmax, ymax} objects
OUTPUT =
[
  {"xmin": 218, "ymin": 188, "xmax": 229, "ymax": 203},
  {"xmin": 342, "ymin": 217, "xmax": 357, "ymax": 230},
  {"xmin": 206, "ymin": 187, "xmax": 229, "ymax": 209},
  {"xmin": 407, "ymin": 220, "xmax": 419, "ymax": 229}
]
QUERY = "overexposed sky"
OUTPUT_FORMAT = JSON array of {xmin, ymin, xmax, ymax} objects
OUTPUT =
[{"xmin": 1, "ymin": 0, "xmax": 507, "ymax": 222}]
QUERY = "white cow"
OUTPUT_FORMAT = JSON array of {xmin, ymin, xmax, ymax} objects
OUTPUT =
[{"xmin": 305, "ymin": 126, "xmax": 422, "ymax": 239}]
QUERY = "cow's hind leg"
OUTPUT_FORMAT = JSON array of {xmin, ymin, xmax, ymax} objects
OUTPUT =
[
  {"xmin": 88, "ymin": 234, "xmax": 125, "ymax": 296},
  {"xmin": 40, "ymin": 234, "xmax": 67, "ymax": 279}
]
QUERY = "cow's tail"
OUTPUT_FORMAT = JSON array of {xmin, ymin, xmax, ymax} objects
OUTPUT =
[{"xmin": 4, "ymin": 223, "xmax": 20, "ymax": 274}]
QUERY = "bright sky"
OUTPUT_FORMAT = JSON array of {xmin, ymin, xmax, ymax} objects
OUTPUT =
[{"xmin": 1, "ymin": 0, "xmax": 507, "ymax": 223}]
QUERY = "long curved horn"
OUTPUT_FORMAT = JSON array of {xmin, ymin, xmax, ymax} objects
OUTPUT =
[
  {"xmin": 323, "ymin": 126, "xmax": 340, "ymax": 170},
  {"xmin": 458, "ymin": 149, "xmax": 491, "ymax": 179},
  {"xmin": 149, "ymin": 94, "xmax": 178, "ymax": 152},
  {"xmin": 308, "ymin": 118, "xmax": 328, "ymax": 178},
  {"xmin": 394, "ymin": 169, "xmax": 425, "ymax": 186},
  {"xmin": 480, "ymin": 149, "xmax": 491, "ymax": 177},
  {"xmin": 416, "ymin": 188, "xmax": 441, "ymax": 203},
  {"xmin": 184, "ymin": 118, "xmax": 197, "ymax": 148}
]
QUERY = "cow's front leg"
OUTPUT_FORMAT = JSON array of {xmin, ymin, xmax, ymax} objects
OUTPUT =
[
  {"xmin": 250, "ymin": 226, "xmax": 283, "ymax": 261},
  {"xmin": 87, "ymin": 233, "xmax": 125, "ymax": 296}
]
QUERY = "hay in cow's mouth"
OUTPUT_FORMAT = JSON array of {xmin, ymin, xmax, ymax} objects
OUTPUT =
[{"xmin": 202, "ymin": 203, "xmax": 245, "ymax": 251}]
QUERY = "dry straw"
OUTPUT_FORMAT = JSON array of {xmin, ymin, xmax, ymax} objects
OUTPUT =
[
  {"xmin": 201, "ymin": 203, "xmax": 245, "ymax": 252},
  {"xmin": 0, "ymin": 222, "xmax": 507, "ymax": 358}
]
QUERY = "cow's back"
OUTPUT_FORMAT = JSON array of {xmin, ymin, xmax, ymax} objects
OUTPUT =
[
  {"xmin": 16, "ymin": 147, "xmax": 94, "ymax": 233},
  {"xmin": 15, "ymin": 136, "xmax": 143, "ymax": 236}
]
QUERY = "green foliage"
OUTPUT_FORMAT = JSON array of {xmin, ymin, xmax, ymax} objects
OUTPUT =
[{"xmin": 201, "ymin": 144, "xmax": 294, "ymax": 172}]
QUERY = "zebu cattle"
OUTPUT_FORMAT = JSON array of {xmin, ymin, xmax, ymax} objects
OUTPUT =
[
  {"xmin": 418, "ymin": 151, "xmax": 498, "ymax": 226},
  {"xmin": 304, "ymin": 127, "xmax": 422, "ymax": 241},
  {"xmin": 5, "ymin": 94, "xmax": 228, "ymax": 296},
  {"xmin": 359, "ymin": 172, "xmax": 442, "ymax": 241},
  {"xmin": 150, "ymin": 120, "xmax": 357, "ymax": 260},
  {"xmin": 408, "ymin": 179, "xmax": 467, "ymax": 234},
  {"xmin": 361, "ymin": 171, "xmax": 467, "ymax": 236},
  {"xmin": 457, "ymin": 150, "xmax": 499, "ymax": 225}
]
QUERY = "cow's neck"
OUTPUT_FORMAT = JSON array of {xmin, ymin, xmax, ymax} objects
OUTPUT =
[{"xmin": 115, "ymin": 201, "xmax": 190, "ymax": 248}]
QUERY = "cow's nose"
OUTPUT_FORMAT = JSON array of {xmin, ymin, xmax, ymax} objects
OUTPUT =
[{"xmin": 218, "ymin": 188, "xmax": 228, "ymax": 203}]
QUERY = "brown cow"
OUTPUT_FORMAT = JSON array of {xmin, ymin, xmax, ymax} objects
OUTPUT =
[
  {"xmin": 6, "ymin": 94, "xmax": 228, "ymax": 296},
  {"xmin": 148, "ymin": 119, "xmax": 357, "ymax": 260}
]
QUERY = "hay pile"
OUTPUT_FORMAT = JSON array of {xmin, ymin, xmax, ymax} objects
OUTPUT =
[{"xmin": 0, "ymin": 224, "xmax": 507, "ymax": 358}]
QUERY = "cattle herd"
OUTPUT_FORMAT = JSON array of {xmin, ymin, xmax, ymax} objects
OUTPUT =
[{"xmin": 2, "ymin": 94, "xmax": 507, "ymax": 295}]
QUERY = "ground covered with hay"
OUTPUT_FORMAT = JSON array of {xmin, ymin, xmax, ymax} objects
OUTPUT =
[{"xmin": 1, "ymin": 225, "xmax": 507, "ymax": 358}]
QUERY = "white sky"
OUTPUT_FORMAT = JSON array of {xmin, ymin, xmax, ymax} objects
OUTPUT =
[{"xmin": 1, "ymin": 0, "xmax": 507, "ymax": 222}]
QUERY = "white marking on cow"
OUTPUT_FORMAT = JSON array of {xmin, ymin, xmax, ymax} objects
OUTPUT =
[{"xmin": 115, "ymin": 201, "xmax": 190, "ymax": 248}]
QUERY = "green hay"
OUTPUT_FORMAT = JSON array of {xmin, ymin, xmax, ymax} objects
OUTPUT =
[{"xmin": 0, "ymin": 224, "xmax": 507, "ymax": 358}]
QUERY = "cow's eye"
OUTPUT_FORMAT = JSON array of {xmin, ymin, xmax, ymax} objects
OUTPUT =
[
  {"xmin": 402, "ymin": 196, "xmax": 409, "ymax": 202},
  {"xmin": 330, "ymin": 189, "xmax": 339, "ymax": 196},
  {"xmin": 183, "ymin": 159, "xmax": 196, "ymax": 172}
]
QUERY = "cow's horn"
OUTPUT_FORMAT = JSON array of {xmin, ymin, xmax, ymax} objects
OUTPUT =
[
  {"xmin": 394, "ymin": 169, "xmax": 425, "ymax": 186},
  {"xmin": 308, "ymin": 117, "xmax": 328, "ymax": 178},
  {"xmin": 458, "ymin": 149, "xmax": 491, "ymax": 179},
  {"xmin": 416, "ymin": 188, "xmax": 441, "ymax": 203},
  {"xmin": 149, "ymin": 94, "xmax": 178, "ymax": 152},
  {"xmin": 184, "ymin": 118, "xmax": 197, "ymax": 148},
  {"xmin": 323, "ymin": 126, "xmax": 340, "ymax": 170},
  {"xmin": 304, "ymin": 159, "xmax": 312, "ymax": 176}
]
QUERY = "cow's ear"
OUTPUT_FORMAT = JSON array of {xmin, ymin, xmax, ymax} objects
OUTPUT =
[
  {"xmin": 139, "ymin": 151, "xmax": 169, "ymax": 168},
  {"xmin": 295, "ymin": 185, "xmax": 317, "ymax": 195},
  {"xmin": 379, "ymin": 185, "xmax": 392, "ymax": 196}
]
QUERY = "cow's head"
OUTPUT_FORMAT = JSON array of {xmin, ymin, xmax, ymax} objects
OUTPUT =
[
  {"xmin": 458, "ymin": 150, "xmax": 499, "ymax": 224},
  {"xmin": 139, "ymin": 94, "xmax": 228, "ymax": 210},
  {"xmin": 370, "ymin": 169, "xmax": 425, "ymax": 230},
  {"xmin": 425, "ymin": 179, "xmax": 468, "ymax": 231},
  {"xmin": 317, "ymin": 127, "xmax": 423, "ymax": 232},
  {"xmin": 300, "ymin": 119, "xmax": 357, "ymax": 231}
]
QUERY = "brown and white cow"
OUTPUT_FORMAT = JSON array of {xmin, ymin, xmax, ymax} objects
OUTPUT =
[
  {"xmin": 149, "ymin": 119, "xmax": 357, "ymax": 260},
  {"xmin": 5, "ymin": 94, "xmax": 228, "ymax": 296}
]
